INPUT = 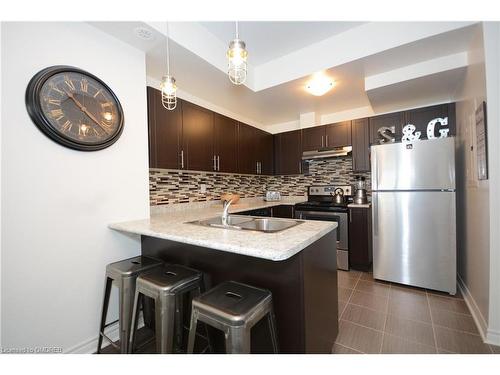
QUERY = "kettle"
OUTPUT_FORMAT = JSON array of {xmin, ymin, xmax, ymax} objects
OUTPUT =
[{"xmin": 332, "ymin": 188, "xmax": 345, "ymax": 205}]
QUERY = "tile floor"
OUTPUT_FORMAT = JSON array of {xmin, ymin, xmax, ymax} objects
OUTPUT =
[{"xmin": 333, "ymin": 270, "xmax": 500, "ymax": 354}]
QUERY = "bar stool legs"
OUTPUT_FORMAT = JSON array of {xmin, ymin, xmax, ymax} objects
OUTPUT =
[
  {"xmin": 187, "ymin": 281, "xmax": 279, "ymax": 354},
  {"xmin": 154, "ymin": 295, "xmax": 176, "ymax": 353},
  {"xmin": 96, "ymin": 256, "xmax": 163, "ymax": 354},
  {"xmin": 129, "ymin": 264, "xmax": 208, "ymax": 354},
  {"xmin": 225, "ymin": 326, "xmax": 251, "ymax": 354},
  {"xmin": 118, "ymin": 276, "xmax": 136, "ymax": 354},
  {"xmin": 97, "ymin": 277, "xmax": 113, "ymax": 353}
]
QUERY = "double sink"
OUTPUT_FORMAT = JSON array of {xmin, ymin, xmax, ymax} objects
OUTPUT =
[{"xmin": 189, "ymin": 214, "xmax": 303, "ymax": 233}]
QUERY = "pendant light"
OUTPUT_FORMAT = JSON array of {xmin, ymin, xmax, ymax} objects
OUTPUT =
[
  {"xmin": 227, "ymin": 21, "xmax": 248, "ymax": 85},
  {"xmin": 160, "ymin": 22, "xmax": 177, "ymax": 110}
]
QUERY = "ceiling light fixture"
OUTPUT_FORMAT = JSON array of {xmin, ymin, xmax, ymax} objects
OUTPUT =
[
  {"xmin": 227, "ymin": 21, "xmax": 248, "ymax": 85},
  {"xmin": 305, "ymin": 72, "xmax": 334, "ymax": 96},
  {"xmin": 160, "ymin": 22, "xmax": 177, "ymax": 110}
]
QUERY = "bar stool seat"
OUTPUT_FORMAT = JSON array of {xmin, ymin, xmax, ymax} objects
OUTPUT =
[
  {"xmin": 130, "ymin": 264, "xmax": 207, "ymax": 354},
  {"xmin": 187, "ymin": 281, "xmax": 279, "ymax": 354},
  {"xmin": 97, "ymin": 256, "xmax": 163, "ymax": 354}
]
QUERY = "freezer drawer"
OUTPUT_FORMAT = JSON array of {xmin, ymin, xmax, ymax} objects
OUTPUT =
[
  {"xmin": 372, "ymin": 191, "xmax": 456, "ymax": 294},
  {"xmin": 371, "ymin": 137, "xmax": 456, "ymax": 191}
]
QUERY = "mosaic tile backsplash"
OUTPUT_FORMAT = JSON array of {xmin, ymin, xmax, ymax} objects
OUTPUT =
[{"xmin": 150, "ymin": 156, "xmax": 371, "ymax": 206}]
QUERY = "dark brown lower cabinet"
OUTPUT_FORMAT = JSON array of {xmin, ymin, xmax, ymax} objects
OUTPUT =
[
  {"xmin": 348, "ymin": 207, "xmax": 372, "ymax": 271},
  {"xmin": 141, "ymin": 230, "xmax": 338, "ymax": 353},
  {"xmin": 271, "ymin": 205, "xmax": 294, "ymax": 219}
]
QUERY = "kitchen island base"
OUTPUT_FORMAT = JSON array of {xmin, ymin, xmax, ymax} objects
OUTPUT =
[{"xmin": 141, "ymin": 229, "xmax": 338, "ymax": 354}]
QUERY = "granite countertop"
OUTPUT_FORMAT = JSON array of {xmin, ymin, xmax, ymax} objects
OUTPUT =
[{"xmin": 109, "ymin": 197, "xmax": 337, "ymax": 262}]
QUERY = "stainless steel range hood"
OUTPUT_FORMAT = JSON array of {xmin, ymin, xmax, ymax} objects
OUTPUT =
[{"xmin": 301, "ymin": 146, "xmax": 352, "ymax": 160}]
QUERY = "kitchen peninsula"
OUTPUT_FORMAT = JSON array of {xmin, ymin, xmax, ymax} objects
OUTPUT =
[{"xmin": 109, "ymin": 199, "xmax": 338, "ymax": 353}]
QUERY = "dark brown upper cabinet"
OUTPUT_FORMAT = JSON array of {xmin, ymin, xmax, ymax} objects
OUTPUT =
[
  {"xmin": 351, "ymin": 118, "xmax": 370, "ymax": 172},
  {"xmin": 369, "ymin": 111, "xmax": 405, "ymax": 145},
  {"xmin": 214, "ymin": 114, "xmax": 238, "ymax": 173},
  {"xmin": 404, "ymin": 103, "xmax": 455, "ymax": 139},
  {"xmin": 274, "ymin": 130, "xmax": 302, "ymax": 175},
  {"xmin": 147, "ymin": 86, "xmax": 182, "ymax": 169},
  {"xmin": 325, "ymin": 121, "xmax": 352, "ymax": 148},
  {"xmin": 302, "ymin": 126, "xmax": 326, "ymax": 151},
  {"xmin": 256, "ymin": 129, "xmax": 274, "ymax": 175},
  {"xmin": 181, "ymin": 102, "xmax": 214, "ymax": 171},
  {"xmin": 238, "ymin": 123, "xmax": 258, "ymax": 174}
]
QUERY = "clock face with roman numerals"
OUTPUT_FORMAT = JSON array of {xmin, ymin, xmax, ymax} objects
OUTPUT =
[{"xmin": 26, "ymin": 66, "xmax": 124, "ymax": 151}]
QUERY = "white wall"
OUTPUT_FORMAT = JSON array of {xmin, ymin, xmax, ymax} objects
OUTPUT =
[
  {"xmin": 483, "ymin": 22, "xmax": 500, "ymax": 346},
  {"xmin": 453, "ymin": 24, "xmax": 490, "ymax": 334},
  {"xmin": 1, "ymin": 22, "xmax": 150, "ymax": 352}
]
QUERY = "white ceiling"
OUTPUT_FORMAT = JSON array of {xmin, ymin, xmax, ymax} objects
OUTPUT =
[
  {"xmin": 89, "ymin": 21, "xmax": 480, "ymax": 132},
  {"xmin": 199, "ymin": 21, "xmax": 365, "ymax": 65}
]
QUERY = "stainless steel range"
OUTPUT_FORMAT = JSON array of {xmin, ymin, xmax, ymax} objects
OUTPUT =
[{"xmin": 294, "ymin": 185, "xmax": 352, "ymax": 270}]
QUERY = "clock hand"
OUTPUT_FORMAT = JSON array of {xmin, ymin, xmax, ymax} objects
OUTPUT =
[{"xmin": 66, "ymin": 91, "xmax": 111, "ymax": 135}]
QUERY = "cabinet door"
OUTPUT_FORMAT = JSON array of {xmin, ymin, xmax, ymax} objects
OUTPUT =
[
  {"xmin": 369, "ymin": 111, "xmax": 405, "ymax": 145},
  {"xmin": 271, "ymin": 205, "xmax": 294, "ymax": 219},
  {"xmin": 275, "ymin": 130, "xmax": 302, "ymax": 175},
  {"xmin": 238, "ymin": 123, "xmax": 258, "ymax": 174},
  {"xmin": 325, "ymin": 121, "xmax": 351, "ymax": 148},
  {"xmin": 214, "ymin": 114, "xmax": 238, "ymax": 173},
  {"xmin": 182, "ymin": 102, "xmax": 214, "ymax": 171},
  {"xmin": 351, "ymin": 118, "xmax": 370, "ymax": 172},
  {"xmin": 405, "ymin": 103, "xmax": 455, "ymax": 139},
  {"xmin": 349, "ymin": 208, "xmax": 372, "ymax": 271},
  {"xmin": 147, "ymin": 86, "xmax": 181, "ymax": 169},
  {"xmin": 302, "ymin": 126, "xmax": 326, "ymax": 151},
  {"xmin": 256, "ymin": 129, "xmax": 274, "ymax": 175}
]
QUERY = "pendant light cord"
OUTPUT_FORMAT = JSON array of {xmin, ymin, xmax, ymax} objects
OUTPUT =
[
  {"xmin": 166, "ymin": 22, "xmax": 171, "ymax": 76},
  {"xmin": 235, "ymin": 21, "xmax": 239, "ymax": 39}
]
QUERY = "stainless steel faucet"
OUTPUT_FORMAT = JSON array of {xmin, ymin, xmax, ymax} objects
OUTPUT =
[{"xmin": 222, "ymin": 199, "xmax": 232, "ymax": 226}]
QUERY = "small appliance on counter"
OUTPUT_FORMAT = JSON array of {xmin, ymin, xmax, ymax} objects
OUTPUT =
[
  {"xmin": 353, "ymin": 176, "xmax": 368, "ymax": 205},
  {"xmin": 294, "ymin": 185, "xmax": 352, "ymax": 270},
  {"xmin": 264, "ymin": 191, "xmax": 281, "ymax": 201}
]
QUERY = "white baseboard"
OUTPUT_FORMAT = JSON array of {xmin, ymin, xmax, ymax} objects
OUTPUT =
[
  {"xmin": 65, "ymin": 313, "xmax": 144, "ymax": 354},
  {"xmin": 457, "ymin": 274, "xmax": 489, "ymax": 342},
  {"xmin": 486, "ymin": 328, "xmax": 500, "ymax": 346}
]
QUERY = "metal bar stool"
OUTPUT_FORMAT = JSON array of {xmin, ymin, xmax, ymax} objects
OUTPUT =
[
  {"xmin": 129, "ymin": 264, "xmax": 207, "ymax": 354},
  {"xmin": 187, "ymin": 281, "xmax": 279, "ymax": 354},
  {"xmin": 97, "ymin": 256, "xmax": 163, "ymax": 354}
]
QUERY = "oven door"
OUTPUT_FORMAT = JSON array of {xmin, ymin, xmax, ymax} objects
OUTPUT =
[{"xmin": 295, "ymin": 210, "xmax": 349, "ymax": 270}]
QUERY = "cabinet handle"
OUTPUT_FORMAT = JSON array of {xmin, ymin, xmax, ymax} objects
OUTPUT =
[
  {"xmin": 326, "ymin": 135, "xmax": 329, "ymax": 147},
  {"xmin": 258, "ymin": 161, "xmax": 262, "ymax": 174},
  {"xmin": 217, "ymin": 155, "xmax": 220, "ymax": 171},
  {"xmin": 299, "ymin": 161, "xmax": 302, "ymax": 174},
  {"xmin": 350, "ymin": 209, "xmax": 352, "ymax": 223},
  {"xmin": 213, "ymin": 155, "xmax": 217, "ymax": 171},
  {"xmin": 181, "ymin": 150, "xmax": 184, "ymax": 169},
  {"xmin": 321, "ymin": 136, "xmax": 324, "ymax": 148},
  {"xmin": 256, "ymin": 162, "xmax": 259, "ymax": 174}
]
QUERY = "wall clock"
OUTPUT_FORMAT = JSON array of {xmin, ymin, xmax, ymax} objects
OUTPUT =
[{"xmin": 26, "ymin": 65, "xmax": 124, "ymax": 151}]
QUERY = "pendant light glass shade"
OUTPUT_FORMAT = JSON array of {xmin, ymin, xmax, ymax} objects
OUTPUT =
[
  {"xmin": 161, "ymin": 23, "xmax": 177, "ymax": 110},
  {"xmin": 160, "ymin": 75, "xmax": 177, "ymax": 110},
  {"xmin": 227, "ymin": 22, "xmax": 248, "ymax": 85}
]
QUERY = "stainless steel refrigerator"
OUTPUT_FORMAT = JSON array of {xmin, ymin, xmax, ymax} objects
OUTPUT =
[{"xmin": 371, "ymin": 137, "xmax": 456, "ymax": 294}]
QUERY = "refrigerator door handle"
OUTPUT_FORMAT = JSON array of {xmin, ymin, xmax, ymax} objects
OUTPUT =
[
  {"xmin": 373, "ymin": 193, "xmax": 378, "ymax": 236},
  {"xmin": 372, "ymin": 147, "xmax": 378, "ymax": 191}
]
